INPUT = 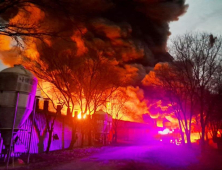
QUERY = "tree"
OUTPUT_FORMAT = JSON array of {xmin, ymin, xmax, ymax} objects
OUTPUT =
[
  {"xmin": 207, "ymin": 93, "xmax": 222, "ymax": 143},
  {"xmin": 0, "ymin": 1, "xmax": 60, "ymax": 46},
  {"xmin": 32, "ymin": 87, "xmax": 64, "ymax": 153},
  {"xmin": 105, "ymin": 88, "xmax": 130, "ymax": 143},
  {"xmin": 37, "ymin": 84, "xmax": 66, "ymax": 153},
  {"xmin": 170, "ymin": 33, "xmax": 222, "ymax": 145},
  {"xmin": 24, "ymin": 48, "xmax": 82, "ymax": 149},
  {"xmin": 0, "ymin": 0, "xmax": 113, "ymax": 47},
  {"xmin": 24, "ymin": 46, "xmax": 127, "ymax": 148},
  {"xmin": 207, "ymin": 67, "xmax": 222, "ymax": 146},
  {"xmin": 143, "ymin": 62, "xmax": 196, "ymax": 145},
  {"xmin": 71, "ymin": 54, "xmax": 125, "ymax": 146}
]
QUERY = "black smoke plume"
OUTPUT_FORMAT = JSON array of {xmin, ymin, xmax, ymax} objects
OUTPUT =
[
  {"xmin": 34, "ymin": 0, "xmax": 188, "ymax": 65},
  {"xmin": 0, "ymin": 0, "xmax": 188, "ymax": 78}
]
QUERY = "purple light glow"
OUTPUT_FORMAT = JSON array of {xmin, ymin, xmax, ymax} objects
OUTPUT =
[{"xmin": 83, "ymin": 145, "xmax": 200, "ymax": 168}]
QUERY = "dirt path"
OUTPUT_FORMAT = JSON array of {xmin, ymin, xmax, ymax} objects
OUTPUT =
[
  {"xmin": 49, "ymin": 145, "xmax": 161, "ymax": 170},
  {"xmin": 46, "ymin": 144, "xmax": 222, "ymax": 170},
  {"xmin": 3, "ymin": 144, "xmax": 222, "ymax": 170}
]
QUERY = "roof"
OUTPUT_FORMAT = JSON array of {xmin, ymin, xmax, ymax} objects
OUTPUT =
[{"xmin": 1, "ymin": 64, "xmax": 34, "ymax": 77}]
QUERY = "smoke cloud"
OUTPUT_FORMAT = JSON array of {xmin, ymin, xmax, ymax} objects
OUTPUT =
[
  {"xmin": 0, "ymin": 0, "xmax": 188, "ymax": 65},
  {"xmin": 0, "ymin": 0, "xmax": 188, "ymax": 122},
  {"xmin": 35, "ymin": 0, "xmax": 187, "ymax": 84}
]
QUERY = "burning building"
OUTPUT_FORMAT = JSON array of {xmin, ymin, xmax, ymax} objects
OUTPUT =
[
  {"xmin": 0, "ymin": 0, "xmax": 188, "ymax": 112},
  {"xmin": 0, "ymin": 0, "xmax": 200, "ymax": 153}
]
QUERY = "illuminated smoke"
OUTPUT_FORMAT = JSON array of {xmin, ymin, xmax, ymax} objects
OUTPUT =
[
  {"xmin": 0, "ymin": 0, "xmax": 188, "ymax": 123},
  {"xmin": 0, "ymin": 0, "xmax": 188, "ymax": 65}
]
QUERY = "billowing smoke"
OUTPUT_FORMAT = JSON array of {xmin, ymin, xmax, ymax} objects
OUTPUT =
[
  {"xmin": 84, "ymin": 0, "xmax": 188, "ymax": 66},
  {"xmin": 0, "ymin": 0, "xmax": 188, "ymax": 122},
  {"xmin": 37, "ymin": 0, "xmax": 187, "ymax": 83},
  {"xmin": 1, "ymin": 0, "xmax": 187, "ymax": 65}
]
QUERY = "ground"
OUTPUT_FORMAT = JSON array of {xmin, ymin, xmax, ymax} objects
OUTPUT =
[{"xmin": 1, "ymin": 143, "xmax": 222, "ymax": 170}]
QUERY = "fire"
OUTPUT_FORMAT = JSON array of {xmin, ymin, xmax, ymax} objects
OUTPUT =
[
  {"xmin": 104, "ymin": 86, "xmax": 148, "ymax": 122},
  {"xmin": 0, "ymin": 0, "xmax": 193, "ymax": 145},
  {"xmin": 190, "ymin": 133, "xmax": 200, "ymax": 143},
  {"xmin": 32, "ymin": 69, "xmax": 203, "ymax": 145},
  {"xmin": 77, "ymin": 113, "xmax": 82, "ymax": 119},
  {"xmin": 157, "ymin": 119, "xmax": 163, "ymax": 127},
  {"xmin": 77, "ymin": 111, "xmax": 87, "ymax": 119},
  {"xmin": 146, "ymin": 97, "xmax": 204, "ymax": 144}
]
